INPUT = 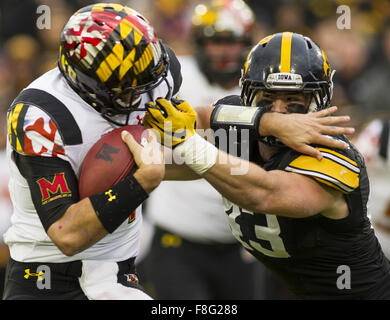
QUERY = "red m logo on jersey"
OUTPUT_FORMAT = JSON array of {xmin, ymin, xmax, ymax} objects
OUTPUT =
[{"xmin": 36, "ymin": 173, "xmax": 71, "ymax": 204}]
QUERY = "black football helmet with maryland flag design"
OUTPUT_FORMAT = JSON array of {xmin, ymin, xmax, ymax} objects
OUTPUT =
[
  {"xmin": 58, "ymin": 3, "xmax": 170, "ymax": 125},
  {"xmin": 240, "ymin": 32, "xmax": 334, "ymax": 112}
]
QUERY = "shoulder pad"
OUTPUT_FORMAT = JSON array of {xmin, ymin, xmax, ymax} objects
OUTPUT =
[
  {"xmin": 285, "ymin": 147, "xmax": 360, "ymax": 193},
  {"xmin": 164, "ymin": 43, "xmax": 182, "ymax": 96},
  {"xmin": 214, "ymin": 95, "xmax": 241, "ymax": 107},
  {"xmin": 8, "ymin": 89, "xmax": 82, "ymax": 158},
  {"xmin": 8, "ymin": 102, "xmax": 65, "ymax": 157}
]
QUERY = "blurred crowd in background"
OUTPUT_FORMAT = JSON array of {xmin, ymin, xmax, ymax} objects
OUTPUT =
[
  {"xmin": 0, "ymin": 0, "xmax": 390, "ymax": 129},
  {"xmin": 0, "ymin": 0, "xmax": 390, "ymax": 298}
]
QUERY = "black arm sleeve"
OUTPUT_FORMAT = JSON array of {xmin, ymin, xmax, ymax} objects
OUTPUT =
[{"xmin": 12, "ymin": 151, "xmax": 80, "ymax": 231}]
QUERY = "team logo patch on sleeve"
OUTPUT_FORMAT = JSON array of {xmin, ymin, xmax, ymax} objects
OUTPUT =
[{"xmin": 36, "ymin": 173, "xmax": 72, "ymax": 204}]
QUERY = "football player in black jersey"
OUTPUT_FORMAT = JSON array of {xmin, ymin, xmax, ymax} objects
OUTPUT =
[{"xmin": 143, "ymin": 32, "xmax": 390, "ymax": 299}]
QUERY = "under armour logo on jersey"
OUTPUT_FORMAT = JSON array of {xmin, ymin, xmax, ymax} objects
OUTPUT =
[
  {"xmin": 105, "ymin": 189, "xmax": 116, "ymax": 202},
  {"xmin": 24, "ymin": 265, "xmax": 51, "ymax": 290},
  {"xmin": 24, "ymin": 269, "xmax": 45, "ymax": 281},
  {"xmin": 95, "ymin": 143, "xmax": 119, "ymax": 163}
]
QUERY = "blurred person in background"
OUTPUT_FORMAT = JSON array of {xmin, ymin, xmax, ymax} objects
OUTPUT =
[
  {"xmin": 142, "ymin": 0, "xmax": 290, "ymax": 299},
  {"xmin": 141, "ymin": 0, "xmax": 262, "ymax": 300},
  {"xmin": 3, "ymin": 35, "xmax": 40, "ymax": 96},
  {"xmin": 35, "ymin": 0, "xmax": 73, "ymax": 74},
  {"xmin": 272, "ymin": 1, "xmax": 311, "ymax": 36},
  {"xmin": 353, "ymin": 22, "xmax": 390, "ymax": 119},
  {"xmin": 312, "ymin": 17, "xmax": 370, "ymax": 128},
  {"xmin": 0, "ymin": 0, "xmax": 75, "ymax": 110},
  {"xmin": 124, "ymin": 0, "xmax": 197, "ymax": 56},
  {"xmin": 0, "ymin": 0, "xmax": 38, "ymax": 44}
]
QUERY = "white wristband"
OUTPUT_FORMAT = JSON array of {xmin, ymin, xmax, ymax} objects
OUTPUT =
[{"xmin": 173, "ymin": 133, "xmax": 218, "ymax": 175}]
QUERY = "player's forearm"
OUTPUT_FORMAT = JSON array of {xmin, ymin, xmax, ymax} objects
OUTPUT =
[
  {"xmin": 161, "ymin": 144, "xmax": 201, "ymax": 180},
  {"xmin": 203, "ymin": 150, "xmax": 273, "ymax": 213},
  {"xmin": 164, "ymin": 162, "xmax": 201, "ymax": 180},
  {"xmin": 195, "ymin": 105, "xmax": 213, "ymax": 130},
  {"xmin": 204, "ymin": 152, "xmax": 340, "ymax": 217},
  {"xmin": 258, "ymin": 112, "xmax": 279, "ymax": 136},
  {"xmin": 48, "ymin": 172, "xmax": 149, "ymax": 256},
  {"xmin": 133, "ymin": 166, "xmax": 164, "ymax": 194},
  {"xmin": 258, "ymin": 108, "xmax": 354, "ymax": 160},
  {"xmin": 47, "ymin": 198, "xmax": 107, "ymax": 256}
]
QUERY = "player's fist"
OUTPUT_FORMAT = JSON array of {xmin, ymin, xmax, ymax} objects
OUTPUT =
[
  {"xmin": 121, "ymin": 130, "xmax": 165, "ymax": 194},
  {"xmin": 143, "ymin": 97, "xmax": 197, "ymax": 148}
]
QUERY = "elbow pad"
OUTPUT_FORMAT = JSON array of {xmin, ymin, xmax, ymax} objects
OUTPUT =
[
  {"xmin": 210, "ymin": 104, "xmax": 263, "ymax": 136},
  {"xmin": 209, "ymin": 104, "xmax": 265, "ymax": 158}
]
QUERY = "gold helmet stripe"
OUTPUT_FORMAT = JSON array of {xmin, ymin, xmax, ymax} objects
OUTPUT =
[
  {"xmin": 280, "ymin": 32, "xmax": 293, "ymax": 73},
  {"xmin": 321, "ymin": 50, "xmax": 331, "ymax": 77}
]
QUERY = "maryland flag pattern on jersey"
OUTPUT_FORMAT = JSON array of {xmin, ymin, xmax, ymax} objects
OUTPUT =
[{"xmin": 8, "ymin": 103, "xmax": 65, "ymax": 158}]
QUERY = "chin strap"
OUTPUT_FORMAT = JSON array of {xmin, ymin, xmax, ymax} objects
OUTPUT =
[{"xmin": 101, "ymin": 111, "xmax": 131, "ymax": 127}]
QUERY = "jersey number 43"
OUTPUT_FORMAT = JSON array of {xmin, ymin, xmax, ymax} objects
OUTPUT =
[{"xmin": 224, "ymin": 200, "xmax": 290, "ymax": 258}]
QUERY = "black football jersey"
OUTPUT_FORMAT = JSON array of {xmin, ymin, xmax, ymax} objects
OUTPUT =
[{"xmin": 217, "ymin": 95, "xmax": 390, "ymax": 299}]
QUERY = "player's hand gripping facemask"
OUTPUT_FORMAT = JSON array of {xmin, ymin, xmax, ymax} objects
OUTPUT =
[{"xmin": 143, "ymin": 98, "xmax": 197, "ymax": 148}]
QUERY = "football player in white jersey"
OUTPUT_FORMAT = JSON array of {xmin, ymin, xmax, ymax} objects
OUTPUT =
[
  {"xmin": 142, "ymin": 0, "xmax": 260, "ymax": 299},
  {"xmin": 354, "ymin": 118, "xmax": 390, "ymax": 259},
  {"xmin": 3, "ymin": 2, "xmax": 356, "ymax": 300},
  {"xmin": 3, "ymin": 3, "xmax": 179, "ymax": 300}
]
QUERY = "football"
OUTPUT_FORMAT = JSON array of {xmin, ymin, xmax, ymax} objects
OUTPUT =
[{"xmin": 78, "ymin": 125, "xmax": 148, "ymax": 199}]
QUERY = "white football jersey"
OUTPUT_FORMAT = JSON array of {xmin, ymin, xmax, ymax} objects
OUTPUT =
[
  {"xmin": 145, "ymin": 56, "xmax": 241, "ymax": 243},
  {"xmin": 4, "ymin": 67, "xmax": 174, "ymax": 263},
  {"xmin": 354, "ymin": 119, "xmax": 390, "ymax": 258}
]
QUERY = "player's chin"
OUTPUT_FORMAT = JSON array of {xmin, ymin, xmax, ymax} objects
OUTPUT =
[{"xmin": 131, "ymin": 95, "xmax": 142, "ymax": 109}]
